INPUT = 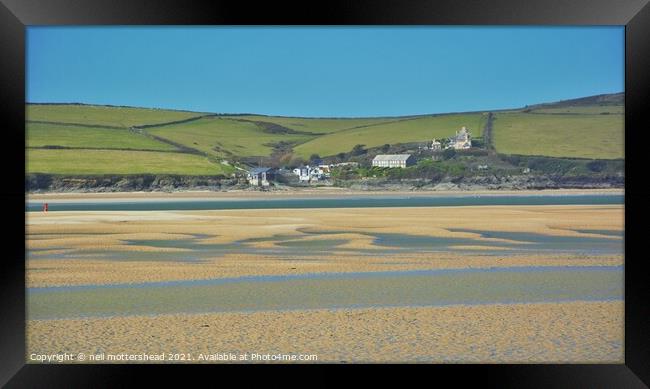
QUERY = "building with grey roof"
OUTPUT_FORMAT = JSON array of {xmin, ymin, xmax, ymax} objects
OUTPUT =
[
  {"xmin": 247, "ymin": 167, "xmax": 275, "ymax": 186},
  {"xmin": 371, "ymin": 154, "xmax": 415, "ymax": 168}
]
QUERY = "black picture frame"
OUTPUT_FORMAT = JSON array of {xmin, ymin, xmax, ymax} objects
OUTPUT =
[{"xmin": 1, "ymin": 0, "xmax": 648, "ymax": 387}]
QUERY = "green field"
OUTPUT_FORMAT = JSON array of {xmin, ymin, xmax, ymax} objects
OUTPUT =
[
  {"xmin": 27, "ymin": 122, "xmax": 176, "ymax": 151},
  {"xmin": 492, "ymin": 112, "xmax": 624, "ymax": 159},
  {"xmin": 149, "ymin": 113, "xmax": 485, "ymax": 159},
  {"xmin": 528, "ymin": 106, "xmax": 624, "ymax": 115},
  {"xmin": 147, "ymin": 117, "xmax": 314, "ymax": 158},
  {"xmin": 293, "ymin": 113, "xmax": 486, "ymax": 158},
  {"xmin": 27, "ymin": 149, "xmax": 232, "ymax": 175},
  {"xmin": 25, "ymin": 94, "xmax": 624, "ymax": 176},
  {"xmin": 223, "ymin": 115, "xmax": 403, "ymax": 134},
  {"xmin": 27, "ymin": 104, "xmax": 205, "ymax": 128}
]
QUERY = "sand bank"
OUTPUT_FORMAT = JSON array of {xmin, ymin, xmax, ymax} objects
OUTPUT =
[
  {"xmin": 27, "ymin": 301, "xmax": 623, "ymax": 363},
  {"xmin": 26, "ymin": 205, "xmax": 624, "ymax": 287}
]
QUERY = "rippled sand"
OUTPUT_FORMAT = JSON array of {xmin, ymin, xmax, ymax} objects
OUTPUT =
[
  {"xmin": 27, "ymin": 301, "xmax": 623, "ymax": 363},
  {"xmin": 27, "ymin": 205, "xmax": 623, "ymax": 287},
  {"xmin": 26, "ymin": 205, "xmax": 624, "ymax": 363}
]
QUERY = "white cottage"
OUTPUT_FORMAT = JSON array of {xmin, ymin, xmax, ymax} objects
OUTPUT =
[{"xmin": 247, "ymin": 167, "xmax": 275, "ymax": 186}]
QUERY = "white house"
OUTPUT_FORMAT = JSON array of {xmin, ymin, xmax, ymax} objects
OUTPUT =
[
  {"xmin": 431, "ymin": 138, "xmax": 442, "ymax": 151},
  {"xmin": 293, "ymin": 164, "xmax": 331, "ymax": 182},
  {"xmin": 372, "ymin": 154, "xmax": 415, "ymax": 168},
  {"xmin": 292, "ymin": 167, "xmax": 304, "ymax": 177},
  {"xmin": 295, "ymin": 166, "xmax": 311, "ymax": 181},
  {"xmin": 247, "ymin": 167, "xmax": 275, "ymax": 186},
  {"xmin": 447, "ymin": 126, "xmax": 472, "ymax": 150}
]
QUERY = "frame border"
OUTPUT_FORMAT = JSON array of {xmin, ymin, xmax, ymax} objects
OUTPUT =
[{"xmin": 2, "ymin": 0, "xmax": 649, "ymax": 386}]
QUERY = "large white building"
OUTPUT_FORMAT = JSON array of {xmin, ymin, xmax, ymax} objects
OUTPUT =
[
  {"xmin": 447, "ymin": 126, "xmax": 472, "ymax": 150},
  {"xmin": 372, "ymin": 154, "xmax": 415, "ymax": 168}
]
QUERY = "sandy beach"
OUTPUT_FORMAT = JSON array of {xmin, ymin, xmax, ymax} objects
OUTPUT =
[
  {"xmin": 26, "ymin": 202, "xmax": 624, "ymax": 363},
  {"xmin": 23, "ymin": 24, "xmax": 627, "ymax": 368},
  {"xmin": 27, "ymin": 301, "xmax": 623, "ymax": 363},
  {"xmin": 26, "ymin": 205, "xmax": 623, "ymax": 287}
]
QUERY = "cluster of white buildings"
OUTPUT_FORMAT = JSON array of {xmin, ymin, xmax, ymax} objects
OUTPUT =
[
  {"xmin": 373, "ymin": 126, "xmax": 473, "ymax": 169},
  {"xmin": 250, "ymin": 126, "xmax": 474, "ymax": 185},
  {"xmin": 292, "ymin": 164, "xmax": 331, "ymax": 182},
  {"xmin": 429, "ymin": 126, "xmax": 473, "ymax": 151}
]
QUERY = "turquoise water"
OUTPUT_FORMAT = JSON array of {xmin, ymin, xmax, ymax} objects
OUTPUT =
[
  {"xmin": 25, "ymin": 194, "xmax": 623, "ymax": 212},
  {"xmin": 27, "ymin": 265, "xmax": 623, "ymax": 320}
]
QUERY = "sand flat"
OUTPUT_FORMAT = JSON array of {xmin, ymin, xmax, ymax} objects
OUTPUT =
[
  {"xmin": 27, "ymin": 205, "xmax": 624, "ymax": 287},
  {"xmin": 27, "ymin": 252, "xmax": 623, "ymax": 288},
  {"xmin": 25, "ymin": 204, "xmax": 625, "ymax": 363},
  {"xmin": 27, "ymin": 301, "xmax": 623, "ymax": 363}
]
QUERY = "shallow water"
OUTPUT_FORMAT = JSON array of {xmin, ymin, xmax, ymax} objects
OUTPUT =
[
  {"xmin": 27, "ymin": 224, "xmax": 624, "ymax": 262},
  {"xmin": 28, "ymin": 265, "xmax": 623, "ymax": 320},
  {"xmin": 370, "ymin": 232, "xmax": 515, "ymax": 250},
  {"xmin": 571, "ymin": 229, "xmax": 624, "ymax": 237},
  {"xmin": 25, "ymin": 194, "xmax": 624, "ymax": 212},
  {"xmin": 448, "ymin": 228, "xmax": 623, "ymax": 255}
]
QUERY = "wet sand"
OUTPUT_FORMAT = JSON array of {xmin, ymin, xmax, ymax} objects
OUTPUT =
[
  {"xmin": 26, "ymin": 204, "xmax": 624, "ymax": 362},
  {"xmin": 27, "ymin": 205, "xmax": 623, "ymax": 287},
  {"xmin": 27, "ymin": 253, "xmax": 623, "ymax": 288},
  {"xmin": 28, "ymin": 265, "xmax": 622, "ymax": 320},
  {"xmin": 27, "ymin": 301, "xmax": 623, "ymax": 363}
]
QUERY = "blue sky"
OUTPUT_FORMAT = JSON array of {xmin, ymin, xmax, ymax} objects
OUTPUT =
[{"xmin": 26, "ymin": 26, "xmax": 624, "ymax": 117}]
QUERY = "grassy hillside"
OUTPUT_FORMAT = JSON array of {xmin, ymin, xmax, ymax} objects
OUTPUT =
[
  {"xmin": 26, "ymin": 105, "xmax": 229, "ymax": 176},
  {"xmin": 27, "ymin": 149, "xmax": 231, "ymax": 175},
  {"xmin": 25, "ymin": 92, "xmax": 624, "ymax": 176},
  {"xmin": 527, "ymin": 106, "xmax": 623, "ymax": 115},
  {"xmin": 27, "ymin": 104, "xmax": 205, "ymax": 128},
  {"xmin": 527, "ymin": 92, "xmax": 623, "ymax": 110},
  {"xmin": 492, "ymin": 112, "xmax": 624, "ymax": 159},
  {"xmin": 147, "ymin": 117, "xmax": 314, "ymax": 158},
  {"xmin": 27, "ymin": 122, "xmax": 177, "ymax": 151},
  {"xmin": 149, "ymin": 113, "xmax": 485, "ymax": 160},
  {"xmin": 223, "ymin": 115, "xmax": 403, "ymax": 134},
  {"xmin": 293, "ymin": 113, "xmax": 486, "ymax": 158}
]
